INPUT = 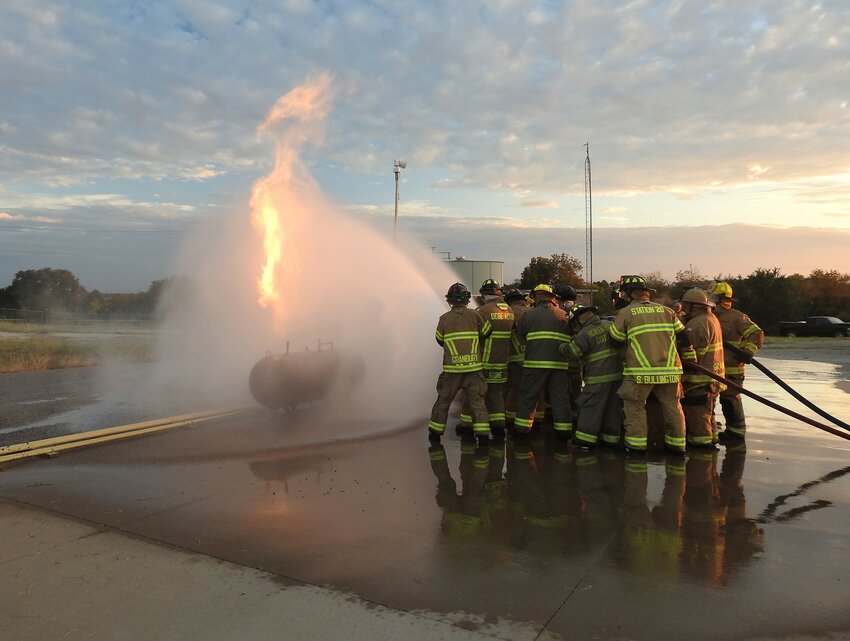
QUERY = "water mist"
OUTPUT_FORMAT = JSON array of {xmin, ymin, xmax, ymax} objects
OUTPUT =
[{"xmin": 149, "ymin": 74, "xmax": 457, "ymax": 434}]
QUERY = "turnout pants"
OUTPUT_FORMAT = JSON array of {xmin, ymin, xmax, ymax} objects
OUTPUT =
[
  {"xmin": 514, "ymin": 368, "xmax": 571, "ymax": 435},
  {"xmin": 429, "ymin": 371, "xmax": 489, "ymax": 437},
  {"xmin": 504, "ymin": 361, "xmax": 524, "ymax": 424},
  {"xmin": 568, "ymin": 368, "xmax": 583, "ymax": 423},
  {"xmin": 683, "ymin": 383, "xmax": 721, "ymax": 446},
  {"xmin": 573, "ymin": 380, "xmax": 623, "ymax": 447},
  {"xmin": 461, "ymin": 372, "xmax": 508, "ymax": 430},
  {"xmin": 617, "ymin": 379, "xmax": 686, "ymax": 452},
  {"xmin": 719, "ymin": 374, "xmax": 747, "ymax": 436}
]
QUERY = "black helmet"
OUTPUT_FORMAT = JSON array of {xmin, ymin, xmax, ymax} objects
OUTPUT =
[
  {"xmin": 555, "ymin": 284, "xmax": 577, "ymax": 301},
  {"xmin": 570, "ymin": 304, "xmax": 598, "ymax": 319},
  {"xmin": 446, "ymin": 282, "xmax": 472, "ymax": 304},
  {"xmin": 479, "ymin": 279, "xmax": 502, "ymax": 295},
  {"xmin": 620, "ymin": 275, "xmax": 655, "ymax": 295},
  {"xmin": 504, "ymin": 288, "xmax": 525, "ymax": 303}
]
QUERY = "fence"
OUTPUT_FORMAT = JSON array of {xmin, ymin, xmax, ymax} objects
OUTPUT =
[{"xmin": 0, "ymin": 307, "xmax": 155, "ymax": 328}]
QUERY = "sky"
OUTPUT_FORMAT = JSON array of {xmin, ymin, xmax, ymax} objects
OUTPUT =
[{"xmin": 2, "ymin": 0, "xmax": 850, "ymax": 292}]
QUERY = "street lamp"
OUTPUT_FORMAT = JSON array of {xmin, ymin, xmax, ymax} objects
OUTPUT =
[{"xmin": 393, "ymin": 159, "xmax": 406, "ymax": 240}]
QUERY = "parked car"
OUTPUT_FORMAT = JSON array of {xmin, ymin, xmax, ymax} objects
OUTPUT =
[{"xmin": 777, "ymin": 316, "xmax": 850, "ymax": 338}]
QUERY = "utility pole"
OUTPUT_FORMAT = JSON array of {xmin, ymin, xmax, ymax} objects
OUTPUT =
[
  {"xmin": 393, "ymin": 160, "xmax": 406, "ymax": 240},
  {"xmin": 583, "ymin": 143, "xmax": 593, "ymax": 304}
]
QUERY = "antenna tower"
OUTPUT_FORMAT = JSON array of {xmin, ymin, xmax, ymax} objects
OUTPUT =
[{"xmin": 583, "ymin": 143, "xmax": 593, "ymax": 304}]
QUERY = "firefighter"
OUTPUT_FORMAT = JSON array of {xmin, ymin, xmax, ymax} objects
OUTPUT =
[
  {"xmin": 671, "ymin": 301, "xmax": 685, "ymax": 321},
  {"xmin": 709, "ymin": 281, "xmax": 764, "ymax": 441},
  {"xmin": 556, "ymin": 284, "xmax": 583, "ymax": 421},
  {"xmin": 504, "ymin": 289, "xmax": 530, "ymax": 428},
  {"xmin": 679, "ymin": 288, "xmax": 726, "ymax": 448},
  {"xmin": 555, "ymin": 284, "xmax": 578, "ymax": 313},
  {"xmin": 609, "ymin": 275, "xmax": 691, "ymax": 454},
  {"xmin": 428, "ymin": 283, "xmax": 491, "ymax": 445},
  {"xmin": 612, "ymin": 275, "xmax": 639, "ymax": 311},
  {"xmin": 460, "ymin": 279, "xmax": 515, "ymax": 438},
  {"xmin": 560, "ymin": 305, "xmax": 623, "ymax": 448},
  {"xmin": 513, "ymin": 284, "xmax": 572, "ymax": 438}
]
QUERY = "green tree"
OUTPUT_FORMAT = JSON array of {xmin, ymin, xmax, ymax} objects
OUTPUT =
[
  {"xmin": 640, "ymin": 271, "xmax": 671, "ymax": 296},
  {"xmin": 516, "ymin": 253, "xmax": 584, "ymax": 289},
  {"xmin": 85, "ymin": 290, "xmax": 106, "ymax": 314},
  {"xmin": 731, "ymin": 267, "xmax": 808, "ymax": 335},
  {"xmin": 7, "ymin": 268, "xmax": 86, "ymax": 312},
  {"xmin": 803, "ymin": 269, "xmax": 850, "ymax": 319},
  {"xmin": 673, "ymin": 264, "xmax": 712, "ymax": 293},
  {"xmin": 592, "ymin": 279, "xmax": 615, "ymax": 315}
]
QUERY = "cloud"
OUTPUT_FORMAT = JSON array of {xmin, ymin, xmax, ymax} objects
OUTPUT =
[
  {"xmin": 369, "ymin": 216, "xmax": 850, "ymax": 284},
  {"xmin": 518, "ymin": 198, "xmax": 559, "ymax": 209},
  {"xmin": 1, "ymin": 1, "xmax": 849, "ymax": 195},
  {"xmin": 3, "ymin": 2, "xmax": 850, "ymax": 291},
  {"xmin": 769, "ymin": 174, "xmax": 850, "ymax": 207},
  {"xmin": 0, "ymin": 192, "xmax": 195, "ymax": 213}
]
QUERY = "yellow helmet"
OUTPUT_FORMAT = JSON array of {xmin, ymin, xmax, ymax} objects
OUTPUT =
[
  {"xmin": 709, "ymin": 281, "xmax": 734, "ymax": 299},
  {"xmin": 532, "ymin": 283, "xmax": 556, "ymax": 297}
]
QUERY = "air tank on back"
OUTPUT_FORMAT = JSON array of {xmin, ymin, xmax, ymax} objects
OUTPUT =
[{"xmin": 249, "ymin": 341, "xmax": 366, "ymax": 411}]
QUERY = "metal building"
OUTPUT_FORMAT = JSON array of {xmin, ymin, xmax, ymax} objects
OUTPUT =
[{"xmin": 445, "ymin": 257, "xmax": 505, "ymax": 290}]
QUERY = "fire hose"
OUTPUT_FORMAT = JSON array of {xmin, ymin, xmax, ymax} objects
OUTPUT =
[
  {"xmin": 682, "ymin": 361, "xmax": 850, "ymax": 443},
  {"xmin": 725, "ymin": 342, "xmax": 850, "ymax": 432}
]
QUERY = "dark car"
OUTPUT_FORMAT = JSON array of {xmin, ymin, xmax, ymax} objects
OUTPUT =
[{"xmin": 778, "ymin": 316, "xmax": 850, "ymax": 338}]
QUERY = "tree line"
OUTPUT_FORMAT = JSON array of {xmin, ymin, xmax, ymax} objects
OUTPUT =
[
  {"xmin": 510, "ymin": 255, "xmax": 850, "ymax": 335},
  {"xmin": 0, "ymin": 268, "xmax": 190, "ymax": 318}
]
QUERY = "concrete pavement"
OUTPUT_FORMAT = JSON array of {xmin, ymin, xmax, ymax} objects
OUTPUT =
[{"xmin": 2, "ymin": 353, "xmax": 850, "ymax": 640}]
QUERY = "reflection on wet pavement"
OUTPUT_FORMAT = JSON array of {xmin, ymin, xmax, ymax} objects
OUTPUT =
[{"xmin": 427, "ymin": 437, "xmax": 766, "ymax": 588}]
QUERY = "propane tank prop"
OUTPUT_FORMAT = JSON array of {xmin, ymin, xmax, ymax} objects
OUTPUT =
[{"xmin": 249, "ymin": 340, "xmax": 366, "ymax": 411}]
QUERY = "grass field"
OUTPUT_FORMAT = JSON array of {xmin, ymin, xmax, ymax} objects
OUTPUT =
[
  {"xmin": 0, "ymin": 324, "xmax": 844, "ymax": 373},
  {"xmin": 0, "ymin": 329, "xmax": 156, "ymax": 373},
  {"xmin": 762, "ymin": 336, "xmax": 849, "ymax": 350}
]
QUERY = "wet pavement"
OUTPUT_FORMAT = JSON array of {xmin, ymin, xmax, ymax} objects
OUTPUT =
[{"xmin": 1, "ymin": 352, "xmax": 849, "ymax": 640}]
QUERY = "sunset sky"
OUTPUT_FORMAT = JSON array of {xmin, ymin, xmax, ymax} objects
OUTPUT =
[{"xmin": 2, "ymin": 1, "xmax": 849, "ymax": 291}]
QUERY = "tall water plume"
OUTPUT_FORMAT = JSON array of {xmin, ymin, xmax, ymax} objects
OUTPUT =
[{"xmin": 149, "ymin": 74, "xmax": 456, "ymax": 428}]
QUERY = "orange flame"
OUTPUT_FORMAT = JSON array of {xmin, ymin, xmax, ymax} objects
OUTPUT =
[{"xmin": 250, "ymin": 74, "xmax": 334, "ymax": 329}]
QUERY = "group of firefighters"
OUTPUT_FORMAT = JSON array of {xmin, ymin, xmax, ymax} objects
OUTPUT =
[{"xmin": 428, "ymin": 275, "xmax": 764, "ymax": 455}]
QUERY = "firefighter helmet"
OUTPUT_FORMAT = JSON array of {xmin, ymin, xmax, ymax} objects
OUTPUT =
[
  {"xmin": 479, "ymin": 279, "xmax": 502, "ymax": 295},
  {"xmin": 504, "ymin": 289, "xmax": 525, "ymax": 303},
  {"xmin": 446, "ymin": 282, "xmax": 471, "ymax": 304},
  {"xmin": 681, "ymin": 287, "xmax": 714, "ymax": 307},
  {"xmin": 555, "ymin": 284, "xmax": 577, "ymax": 301},
  {"xmin": 532, "ymin": 283, "xmax": 556, "ymax": 297},
  {"xmin": 620, "ymin": 275, "xmax": 655, "ymax": 294},
  {"xmin": 570, "ymin": 304, "xmax": 598, "ymax": 319},
  {"xmin": 710, "ymin": 281, "xmax": 734, "ymax": 300}
]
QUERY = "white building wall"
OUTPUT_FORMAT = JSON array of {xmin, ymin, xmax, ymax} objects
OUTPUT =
[{"xmin": 445, "ymin": 259, "xmax": 505, "ymax": 290}]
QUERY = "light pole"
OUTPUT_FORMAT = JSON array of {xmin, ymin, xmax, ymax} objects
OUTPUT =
[{"xmin": 393, "ymin": 159, "xmax": 406, "ymax": 240}]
